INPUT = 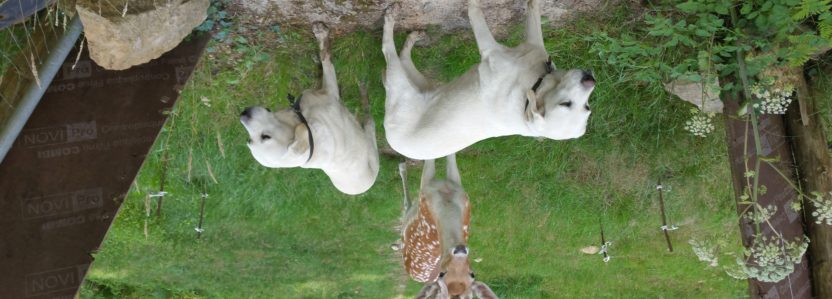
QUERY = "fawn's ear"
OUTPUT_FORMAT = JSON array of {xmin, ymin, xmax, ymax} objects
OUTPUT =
[
  {"xmin": 472, "ymin": 281, "xmax": 498, "ymax": 299},
  {"xmin": 415, "ymin": 282, "xmax": 439, "ymax": 299},
  {"xmin": 524, "ymin": 89, "xmax": 545, "ymax": 123},
  {"xmin": 437, "ymin": 279, "xmax": 450, "ymax": 298},
  {"xmin": 288, "ymin": 123, "xmax": 310, "ymax": 156}
]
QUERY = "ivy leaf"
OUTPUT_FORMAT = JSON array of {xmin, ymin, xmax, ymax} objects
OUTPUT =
[
  {"xmin": 741, "ymin": 3, "xmax": 753, "ymax": 15},
  {"xmin": 677, "ymin": 1, "xmax": 702, "ymax": 13}
]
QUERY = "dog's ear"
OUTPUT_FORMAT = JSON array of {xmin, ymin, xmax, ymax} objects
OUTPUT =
[
  {"xmin": 524, "ymin": 90, "xmax": 545, "ymax": 123},
  {"xmin": 288, "ymin": 123, "xmax": 310, "ymax": 156}
]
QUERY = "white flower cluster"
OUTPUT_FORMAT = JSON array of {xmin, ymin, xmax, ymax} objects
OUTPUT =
[
  {"xmin": 725, "ymin": 236, "xmax": 809, "ymax": 283},
  {"xmin": 684, "ymin": 109, "xmax": 715, "ymax": 137},
  {"xmin": 689, "ymin": 239, "xmax": 719, "ymax": 267},
  {"xmin": 810, "ymin": 192, "xmax": 832, "ymax": 225},
  {"xmin": 750, "ymin": 83, "xmax": 795, "ymax": 115},
  {"xmin": 744, "ymin": 205, "xmax": 777, "ymax": 224}
]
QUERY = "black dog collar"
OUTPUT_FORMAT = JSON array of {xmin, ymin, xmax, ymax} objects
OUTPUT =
[
  {"xmin": 526, "ymin": 57, "xmax": 555, "ymax": 111},
  {"xmin": 287, "ymin": 93, "xmax": 314, "ymax": 162}
]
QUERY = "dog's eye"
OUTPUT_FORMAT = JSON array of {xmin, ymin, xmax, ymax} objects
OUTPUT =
[
  {"xmin": 470, "ymin": 272, "xmax": 476, "ymax": 279},
  {"xmin": 559, "ymin": 101, "xmax": 573, "ymax": 108},
  {"xmin": 439, "ymin": 272, "xmax": 446, "ymax": 278},
  {"xmin": 261, "ymin": 134, "xmax": 271, "ymax": 141},
  {"xmin": 585, "ymin": 104, "xmax": 590, "ymax": 111}
]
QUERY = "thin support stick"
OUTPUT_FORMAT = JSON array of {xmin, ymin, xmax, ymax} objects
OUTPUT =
[
  {"xmin": 600, "ymin": 220, "xmax": 610, "ymax": 263},
  {"xmin": 155, "ymin": 148, "xmax": 168, "ymax": 216},
  {"xmin": 196, "ymin": 193, "xmax": 207, "ymax": 239},
  {"xmin": 657, "ymin": 177, "xmax": 674, "ymax": 252}
]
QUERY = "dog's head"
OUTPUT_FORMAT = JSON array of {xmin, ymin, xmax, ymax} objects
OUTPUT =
[
  {"xmin": 524, "ymin": 68, "xmax": 595, "ymax": 140},
  {"xmin": 239, "ymin": 106, "xmax": 311, "ymax": 168}
]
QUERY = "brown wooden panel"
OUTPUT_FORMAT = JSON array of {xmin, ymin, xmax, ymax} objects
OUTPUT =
[
  {"xmin": 0, "ymin": 34, "xmax": 208, "ymax": 299},
  {"xmin": 785, "ymin": 74, "xmax": 832, "ymax": 299},
  {"xmin": 723, "ymin": 100, "xmax": 813, "ymax": 298}
]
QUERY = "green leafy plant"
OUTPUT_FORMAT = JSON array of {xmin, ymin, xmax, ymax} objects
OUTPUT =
[
  {"xmin": 588, "ymin": 0, "xmax": 832, "ymax": 283},
  {"xmin": 588, "ymin": 0, "xmax": 830, "ymax": 91}
]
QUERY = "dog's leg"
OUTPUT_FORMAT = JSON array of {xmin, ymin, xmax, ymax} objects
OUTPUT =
[
  {"xmin": 382, "ymin": 3, "xmax": 402, "ymax": 67},
  {"xmin": 400, "ymin": 31, "xmax": 431, "ymax": 90},
  {"xmin": 382, "ymin": 3, "xmax": 419, "ymax": 119},
  {"xmin": 525, "ymin": 0, "xmax": 544, "ymax": 48},
  {"xmin": 420, "ymin": 159, "xmax": 436, "ymax": 190},
  {"xmin": 446, "ymin": 154, "xmax": 461, "ymax": 186},
  {"xmin": 382, "ymin": 3, "xmax": 414, "ymax": 93},
  {"xmin": 468, "ymin": 0, "xmax": 500, "ymax": 54},
  {"xmin": 313, "ymin": 22, "xmax": 339, "ymax": 96}
]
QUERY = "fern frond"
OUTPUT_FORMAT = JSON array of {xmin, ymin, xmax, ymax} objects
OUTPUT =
[
  {"xmin": 793, "ymin": 0, "xmax": 832, "ymax": 21},
  {"xmin": 820, "ymin": 12, "xmax": 832, "ymax": 39}
]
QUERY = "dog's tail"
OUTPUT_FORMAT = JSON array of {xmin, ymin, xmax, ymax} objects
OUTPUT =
[{"xmin": 358, "ymin": 80, "xmax": 380, "ymax": 183}]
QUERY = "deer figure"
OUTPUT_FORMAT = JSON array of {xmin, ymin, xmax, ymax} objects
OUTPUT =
[{"xmin": 398, "ymin": 155, "xmax": 497, "ymax": 299}]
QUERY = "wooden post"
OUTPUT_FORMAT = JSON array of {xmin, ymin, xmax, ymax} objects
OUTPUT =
[
  {"xmin": 785, "ymin": 71, "xmax": 832, "ymax": 298},
  {"xmin": 656, "ymin": 178, "xmax": 673, "ymax": 252}
]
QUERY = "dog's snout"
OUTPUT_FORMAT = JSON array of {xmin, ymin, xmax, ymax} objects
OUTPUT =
[
  {"xmin": 240, "ymin": 107, "xmax": 254, "ymax": 122},
  {"xmin": 453, "ymin": 245, "xmax": 468, "ymax": 255},
  {"xmin": 581, "ymin": 70, "xmax": 596, "ymax": 88}
]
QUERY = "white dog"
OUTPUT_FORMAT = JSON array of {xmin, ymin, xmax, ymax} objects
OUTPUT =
[
  {"xmin": 240, "ymin": 23, "xmax": 379, "ymax": 195},
  {"xmin": 382, "ymin": 0, "xmax": 596, "ymax": 160}
]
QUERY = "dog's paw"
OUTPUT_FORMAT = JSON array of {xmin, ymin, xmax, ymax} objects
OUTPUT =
[
  {"xmin": 385, "ymin": 2, "xmax": 401, "ymax": 22},
  {"xmin": 312, "ymin": 22, "xmax": 329, "ymax": 41},
  {"xmin": 406, "ymin": 31, "xmax": 427, "ymax": 44}
]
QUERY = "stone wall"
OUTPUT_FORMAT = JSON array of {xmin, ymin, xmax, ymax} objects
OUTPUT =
[{"xmin": 234, "ymin": 0, "xmax": 618, "ymax": 36}]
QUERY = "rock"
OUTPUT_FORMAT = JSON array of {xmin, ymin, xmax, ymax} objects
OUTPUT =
[
  {"xmin": 75, "ymin": 0, "xmax": 209, "ymax": 70},
  {"xmin": 233, "ymin": 0, "xmax": 615, "ymax": 37},
  {"xmin": 664, "ymin": 77, "xmax": 723, "ymax": 114},
  {"xmin": 580, "ymin": 246, "xmax": 599, "ymax": 254}
]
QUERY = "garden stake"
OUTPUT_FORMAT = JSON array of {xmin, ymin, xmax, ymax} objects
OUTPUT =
[
  {"xmin": 144, "ymin": 193, "xmax": 150, "ymax": 240},
  {"xmin": 599, "ymin": 220, "xmax": 610, "ymax": 263},
  {"xmin": 196, "ymin": 193, "xmax": 207, "ymax": 239},
  {"xmin": 155, "ymin": 148, "xmax": 168, "ymax": 216},
  {"xmin": 154, "ymin": 104, "xmax": 177, "ymax": 217},
  {"xmin": 148, "ymin": 191, "xmax": 167, "ymax": 237},
  {"xmin": 657, "ymin": 177, "xmax": 674, "ymax": 252}
]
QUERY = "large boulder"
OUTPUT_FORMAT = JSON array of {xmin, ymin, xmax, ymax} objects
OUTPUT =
[
  {"xmin": 76, "ymin": 0, "xmax": 209, "ymax": 70},
  {"xmin": 235, "ymin": 0, "xmax": 612, "ymax": 36}
]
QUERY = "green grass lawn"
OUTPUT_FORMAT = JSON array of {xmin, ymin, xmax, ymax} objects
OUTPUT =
[{"xmin": 78, "ymin": 6, "xmax": 747, "ymax": 299}]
